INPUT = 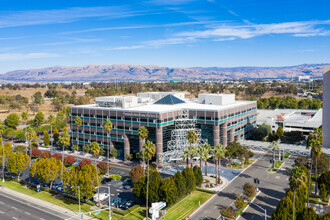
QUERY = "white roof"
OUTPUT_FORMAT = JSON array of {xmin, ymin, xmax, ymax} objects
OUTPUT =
[{"xmin": 73, "ymin": 100, "xmax": 255, "ymax": 113}]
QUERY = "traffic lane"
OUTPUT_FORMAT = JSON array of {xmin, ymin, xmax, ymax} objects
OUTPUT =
[
  {"xmin": 0, "ymin": 193, "xmax": 65, "ymax": 220},
  {"xmin": 240, "ymin": 163, "xmax": 292, "ymax": 220},
  {"xmin": 191, "ymin": 158, "xmax": 274, "ymax": 219}
]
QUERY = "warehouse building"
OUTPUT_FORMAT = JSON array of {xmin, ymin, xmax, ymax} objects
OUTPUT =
[{"xmin": 70, "ymin": 92, "xmax": 257, "ymax": 167}]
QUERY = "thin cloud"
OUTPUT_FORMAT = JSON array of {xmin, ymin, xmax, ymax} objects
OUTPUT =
[
  {"xmin": 0, "ymin": 6, "xmax": 151, "ymax": 28},
  {"xmin": 176, "ymin": 20, "xmax": 330, "ymax": 39},
  {"xmin": 0, "ymin": 53, "xmax": 59, "ymax": 61},
  {"xmin": 145, "ymin": 0, "xmax": 195, "ymax": 5}
]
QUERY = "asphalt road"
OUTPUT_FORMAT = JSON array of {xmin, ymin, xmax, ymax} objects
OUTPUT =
[
  {"xmin": 0, "ymin": 192, "xmax": 68, "ymax": 220},
  {"xmin": 190, "ymin": 154, "xmax": 292, "ymax": 220}
]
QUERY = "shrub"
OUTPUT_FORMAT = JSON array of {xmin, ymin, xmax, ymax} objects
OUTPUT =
[
  {"xmin": 40, "ymin": 151, "xmax": 51, "ymax": 158},
  {"xmin": 193, "ymin": 165, "xmax": 203, "ymax": 187},
  {"xmin": 234, "ymin": 194, "xmax": 247, "ymax": 210},
  {"xmin": 97, "ymin": 162, "xmax": 108, "ymax": 174},
  {"xmin": 79, "ymin": 159, "xmax": 91, "ymax": 168},
  {"xmin": 31, "ymin": 149, "xmax": 42, "ymax": 158},
  {"xmin": 14, "ymin": 145, "xmax": 26, "ymax": 154},
  {"xmin": 196, "ymin": 187, "xmax": 215, "ymax": 194},
  {"xmin": 64, "ymin": 156, "xmax": 75, "ymax": 166},
  {"xmin": 52, "ymin": 153, "xmax": 62, "ymax": 160},
  {"xmin": 243, "ymin": 182, "xmax": 256, "ymax": 198},
  {"xmin": 110, "ymin": 174, "xmax": 121, "ymax": 180},
  {"xmin": 320, "ymin": 184, "xmax": 327, "ymax": 201},
  {"xmin": 220, "ymin": 207, "xmax": 235, "ymax": 219}
]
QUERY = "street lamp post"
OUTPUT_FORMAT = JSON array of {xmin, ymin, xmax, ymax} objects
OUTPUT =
[
  {"xmin": 98, "ymin": 185, "xmax": 112, "ymax": 220},
  {"xmin": 251, "ymin": 202, "xmax": 267, "ymax": 220},
  {"xmin": 307, "ymin": 157, "xmax": 312, "ymax": 207}
]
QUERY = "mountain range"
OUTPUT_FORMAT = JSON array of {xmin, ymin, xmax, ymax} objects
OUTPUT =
[{"xmin": 0, "ymin": 63, "xmax": 327, "ymax": 82}]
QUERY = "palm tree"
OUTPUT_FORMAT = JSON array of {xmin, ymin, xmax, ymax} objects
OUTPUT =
[
  {"xmin": 103, "ymin": 119, "xmax": 113, "ymax": 176},
  {"xmin": 307, "ymin": 128, "xmax": 323, "ymax": 194},
  {"xmin": 182, "ymin": 148, "xmax": 190, "ymax": 167},
  {"xmin": 196, "ymin": 146, "xmax": 205, "ymax": 169},
  {"xmin": 202, "ymin": 144, "xmax": 211, "ymax": 176},
  {"xmin": 25, "ymin": 127, "xmax": 37, "ymax": 184},
  {"xmin": 269, "ymin": 141, "xmax": 279, "ymax": 169},
  {"xmin": 188, "ymin": 145, "xmax": 196, "ymax": 167},
  {"xmin": 138, "ymin": 126, "xmax": 148, "ymax": 169},
  {"xmin": 186, "ymin": 130, "xmax": 197, "ymax": 167},
  {"xmin": 0, "ymin": 124, "xmax": 5, "ymax": 186},
  {"xmin": 73, "ymin": 116, "xmax": 82, "ymax": 144},
  {"xmin": 289, "ymin": 166, "xmax": 306, "ymax": 220},
  {"xmin": 48, "ymin": 115, "xmax": 56, "ymax": 154},
  {"xmin": 213, "ymin": 144, "xmax": 226, "ymax": 185},
  {"xmin": 144, "ymin": 140, "xmax": 156, "ymax": 220}
]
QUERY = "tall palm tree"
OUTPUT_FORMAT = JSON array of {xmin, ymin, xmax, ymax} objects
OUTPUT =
[
  {"xmin": 307, "ymin": 128, "xmax": 323, "ymax": 194},
  {"xmin": 25, "ymin": 127, "xmax": 37, "ymax": 184},
  {"xmin": 103, "ymin": 119, "xmax": 113, "ymax": 176},
  {"xmin": 48, "ymin": 115, "xmax": 56, "ymax": 154},
  {"xmin": 196, "ymin": 146, "xmax": 205, "ymax": 169},
  {"xmin": 213, "ymin": 144, "xmax": 226, "ymax": 185},
  {"xmin": 188, "ymin": 145, "xmax": 196, "ymax": 168},
  {"xmin": 289, "ymin": 166, "xmax": 306, "ymax": 220},
  {"xmin": 144, "ymin": 140, "xmax": 156, "ymax": 220},
  {"xmin": 186, "ymin": 130, "xmax": 197, "ymax": 167},
  {"xmin": 0, "ymin": 124, "xmax": 5, "ymax": 186},
  {"xmin": 269, "ymin": 141, "xmax": 279, "ymax": 169},
  {"xmin": 138, "ymin": 127, "xmax": 148, "ymax": 167},
  {"xmin": 182, "ymin": 148, "xmax": 190, "ymax": 167},
  {"xmin": 202, "ymin": 144, "xmax": 211, "ymax": 176}
]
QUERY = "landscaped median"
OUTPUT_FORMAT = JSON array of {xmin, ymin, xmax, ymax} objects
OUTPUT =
[{"xmin": 267, "ymin": 161, "xmax": 284, "ymax": 172}]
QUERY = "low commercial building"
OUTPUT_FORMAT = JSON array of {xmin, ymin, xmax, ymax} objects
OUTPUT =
[
  {"xmin": 257, "ymin": 108, "xmax": 322, "ymax": 135},
  {"xmin": 70, "ymin": 93, "xmax": 257, "ymax": 167}
]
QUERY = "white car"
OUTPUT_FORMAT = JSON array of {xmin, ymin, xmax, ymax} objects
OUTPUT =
[{"xmin": 93, "ymin": 193, "xmax": 109, "ymax": 203}]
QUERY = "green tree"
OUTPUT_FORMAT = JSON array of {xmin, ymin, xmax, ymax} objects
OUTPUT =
[
  {"xmin": 290, "ymin": 166, "xmax": 306, "ymax": 220},
  {"xmin": 196, "ymin": 145, "xmax": 204, "ymax": 169},
  {"xmin": 251, "ymin": 123, "xmax": 272, "ymax": 141},
  {"xmin": 25, "ymin": 126, "xmax": 37, "ymax": 184},
  {"xmin": 201, "ymin": 144, "xmax": 211, "ymax": 175},
  {"xmin": 243, "ymin": 182, "xmax": 256, "ymax": 199},
  {"xmin": 21, "ymin": 112, "xmax": 28, "ymax": 123},
  {"xmin": 234, "ymin": 194, "xmax": 247, "ymax": 210},
  {"xmin": 159, "ymin": 178, "xmax": 178, "ymax": 206},
  {"xmin": 186, "ymin": 130, "xmax": 197, "ymax": 167},
  {"xmin": 318, "ymin": 170, "xmax": 330, "ymax": 195},
  {"xmin": 306, "ymin": 128, "xmax": 323, "ymax": 194},
  {"xmin": 319, "ymin": 183, "xmax": 327, "ymax": 201},
  {"xmin": 32, "ymin": 91, "xmax": 44, "ymax": 104},
  {"xmin": 7, "ymin": 152, "xmax": 30, "ymax": 181},
  {"xmin": 213, "ymin": 144, "xmax": 226, "ymax": 185},
  {"xmin": 144, "ymin": 140, "xmax": 156, "ymax": 218},
  {"xmin": 90, "ymin": 141, "xmax": 100, "ymax": 157},
  {"xmin": 125, "ymin": 154, "xmax": 133, "ymax": 161},
  {"xmin": 297, "ymin": 207, "xmax": 317, "ymax": 220},
  {"xmin": 53, "ymin": 127, "xmax": 59, "ymax": 143},
  {"xmin": 193, "ymin": 165, "xmax": 203, "ymax": 186},
  {"xmin": 138, "ymin": 126, "xmax": 149, "ymax": 163},
  {"xmin": 43, "ymin": 130, "xmax": 50, "ymax": 146},
  {"xmin": 103, "ymin": 119, "xmax": 113, "ymax": 175},
  {"xmin": 182, "ymin": 167, "xmax": 196, "ymax": 194},
  {"xmin": 83, "ymin": 145, "xmax": 90, "ymax": 154},
  {"xmin": 4, "ymin": 113, "xmax": 20, "ymax": 129},
  {"xmin": 173, "ymin": 171, "xmax": 187, "ymax": 198},
  {"xmin": 269, "ymin": 141, "xmax": 279, "ymax": 169},
  {"xmin": 63, "ymin": 164, "xmax": 100, "ymax": 200},
  {"xmin": 71, "ymin": 145, "xmax": 78, "ymax": 152},
  {"xmin": 33, "ymin": 112, "xmax": 45, "ymax": 126},
  {"xmin": 30, "ymin": 157, "xmax": 62, "ymax": 189},
  {"xmin": 276, "ymin": 126, "xmax": 284, "ymax": 137}
]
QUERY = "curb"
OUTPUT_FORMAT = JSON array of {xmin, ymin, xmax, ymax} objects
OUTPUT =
[{"xmin": 235, "ymin": 190, "xmax": 261, "ymax": 220}]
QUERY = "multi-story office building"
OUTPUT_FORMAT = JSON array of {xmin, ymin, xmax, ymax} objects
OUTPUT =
[{"xmin": 70, "ymin": 92, "xmax": 257, "ymax": 167}]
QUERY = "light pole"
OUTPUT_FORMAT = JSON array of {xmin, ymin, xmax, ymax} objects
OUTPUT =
[
  {"xmin": 251, "ymin": 202, "xmax": 267, "ymax": 220},
  {"xmin": 307, "ymin": 157, "xmax": 312, "ymax": 207},
  {"xmin": 98, "ymin": 185, "xmax": 112, "ymax": 220},
  {"xmin": 71, "ymin": 186, "xmax": 81, "ymax": 219}
]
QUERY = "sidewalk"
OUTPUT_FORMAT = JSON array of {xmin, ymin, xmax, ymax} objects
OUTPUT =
[{"xmin": 2, "ymin": 187, "xmax": 95, "ymax": 220}]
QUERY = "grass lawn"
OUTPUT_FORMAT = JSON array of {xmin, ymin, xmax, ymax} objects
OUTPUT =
[
  {"xmin": 229, "ymin": 160, "xmax": 254, "ymax": 169},
  {"xmin": 274, "ymin": 161, "xmax": 284, "ymax": 169},
  {"xmin": 284, "ymin": 153, "xmax": 290, "ymax": 158},
  {"xmin": 165, "ymin": 191, "xmax": 212, "ymax": 220}
]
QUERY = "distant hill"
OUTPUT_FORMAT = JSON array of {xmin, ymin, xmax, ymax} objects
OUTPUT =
[{"xmin": 0, "ymin": 63, "xmax": 327, "ymax": 82}]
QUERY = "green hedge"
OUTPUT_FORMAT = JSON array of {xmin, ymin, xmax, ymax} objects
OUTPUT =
[
  {"xmin": 111, "ymin": 205, "xmax": 140, "ymax": 216},
  {"xmin": 196, "ymin": 187, "xmax": 215, "ymax": 194}
]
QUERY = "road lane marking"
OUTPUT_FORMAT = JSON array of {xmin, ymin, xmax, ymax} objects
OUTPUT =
[
  {"xmin": 12, "ymin": 217, "xmax": 17, "ymax": 220},
  {"xmin": 25, "ymin": 212, "xmax": 31, "ymax": 215},
  {"xmin": 0, "ymin": 211, "xmax": 3, "ymax": 214},
  {"xmin": 11, "ymin": 206, "xmax": 17, "ymax": 209},
  {"xmin": 0, "ymin": 201, "xmax": 4, "ymax": 204}
]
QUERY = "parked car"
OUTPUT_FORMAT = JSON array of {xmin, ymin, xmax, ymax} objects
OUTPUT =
[
  {"xmin": 118, "ymin": 199, "xmax": 127, "ymax": 208},
  {"xmin": 73, "ymin": 161, "xmax": 79, "ymax": 166},
  {"xmin": 123, "ymin": 183, "xmax": 133, "ymax": 190},
  {"xmin": 122, "ymin": 200, "xmax": 135, "ymax": 210},
  {"xmin": 93, "ymin": 193, "xmax": 110, "ymax": 203},
  {"xmin": 52, "ymin": 181, "xmax": 62, "ymax": 190},
  {"xmin": 110, "ymin": 197, "xmax": 122, "ymax": 206},
  {"xmin": 42, "ymin": 181, "xmax": 52, "ymax": 187},
  {"xmin": 101, "ymin": 178, "xmax": 112, "ymax": 184}
]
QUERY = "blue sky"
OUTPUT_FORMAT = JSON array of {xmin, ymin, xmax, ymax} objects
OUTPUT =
[{"xmin": 0, "ymin": 0, "xmax": 329, "ymax": 73}]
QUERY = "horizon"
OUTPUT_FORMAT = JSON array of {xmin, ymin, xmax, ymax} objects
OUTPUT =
[{"xmin": 0, "ymin": 0, "xmax": 330, "ymax": 73}]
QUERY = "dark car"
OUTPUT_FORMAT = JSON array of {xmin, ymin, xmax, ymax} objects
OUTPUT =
[
  {"xmin": 101, "ymin": 178, "xmax": 112, "ymax": 185},
  {"xmin": 42, "ymin": 181, "xmax": 52, "ymax": 187},
  {"xmin": 122, "ymin": 200, "xmax": 135, "ymax": 210},
  {"xmin": 118, "ymin": 199, "xmax": 127, "ymax": 208}
]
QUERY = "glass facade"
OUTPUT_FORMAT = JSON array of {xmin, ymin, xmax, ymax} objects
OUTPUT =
[{"xmin": 200, "ymin": 124, "xmax": 214, "ymax": 146}]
